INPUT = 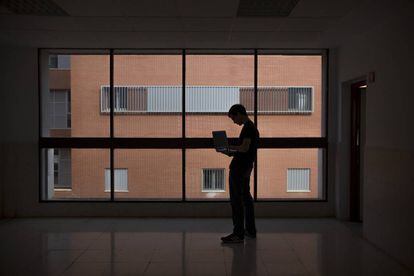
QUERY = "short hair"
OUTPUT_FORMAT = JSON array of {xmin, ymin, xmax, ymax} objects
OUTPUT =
[{"xmin": 228, "ymin": 104, "xmax": 247, "ymax": 116}]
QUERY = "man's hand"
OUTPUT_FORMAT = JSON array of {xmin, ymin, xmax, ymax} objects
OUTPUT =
[{"xmin": 227, "ymin": 138, "xmax": 251, "ymax": 153}]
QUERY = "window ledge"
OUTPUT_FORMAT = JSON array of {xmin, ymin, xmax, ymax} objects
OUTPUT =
[
  {"xmin": 287, "ymin": 190, "xmax": 311, "ymax": 193},
  {"xmin": 54, "ymin": 188, "xmax": 72, "ymax": 191}
]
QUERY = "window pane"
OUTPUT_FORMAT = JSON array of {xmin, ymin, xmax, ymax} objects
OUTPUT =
[
  {"xmin": 48, "ymin": 55, "xmax": 58, "ymax": 68},
  {"xmin": 41, "ymin": 148, "xmax": 110, "ymax": 200},
  {"xmin": 258, "ymin": 55, "xmax": 324, "ymax": 137},
  {"xmin": 41, "ymin": 52, "xmax": 110, "ymax": 137},
  {"xmin": 186, "ymin": 149, "xmax": 254, "ymax": 200},
  {"xmin": 114, "ymin": 54, "xmax": 182, "ymax": 137},
  {"xmin": 114, "ymin": 149, "xmax": 182, "ymax": 200},
  {"xmin": 287, "ymin": 168, "xmax": 310, "ymax": 192},
  {"xmin": 105, "ymin": 169, "xmax": 128, "ymax": 192},
  {"xmin": 257, "ymin": 149, "xmax": 324, "ymax": 199},
  {"xmin": 186, "ymin": 55, "xmax": 254, "ymax": 138}
]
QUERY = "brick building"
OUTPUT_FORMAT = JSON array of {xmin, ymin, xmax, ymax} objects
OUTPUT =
[{"xmin": 46, "ymin": 54, "xmax": 323, "ymax": 200}]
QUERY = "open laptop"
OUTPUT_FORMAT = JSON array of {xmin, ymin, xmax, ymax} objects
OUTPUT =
[{"xmin": 212, "ymin": 131, "xmax": 237, "ymax": 153}]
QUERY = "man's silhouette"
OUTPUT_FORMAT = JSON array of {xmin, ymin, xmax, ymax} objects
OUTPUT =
[{"xmin": 220, "ymin": 104, "xmax": 259, "ymax": 243}]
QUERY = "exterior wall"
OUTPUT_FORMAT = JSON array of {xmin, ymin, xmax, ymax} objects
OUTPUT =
[
  {"xmin": 49, "ymin": 69, "xmax": 70, "ymax": 90},
  {"xmin": 258, "ymin": 56, "xmax": 323, "ymax": 138},
  {"xmin": 115, "ymin": 150, "xmax": 182, "ymax": 200},
  {"xmin": 72, "ymin": 55, "xmax": 110, "ymax": 137},
  {"xmin": 258, "ymin": 149, "xmax": 320, "ymax": 199},
  {"xmin": 51, "ymin": 55, "xmax": 323, "ymax": 200},
  {"xmin": 55, "ymin": 149, "xmax": 110, "ymax": 199}
]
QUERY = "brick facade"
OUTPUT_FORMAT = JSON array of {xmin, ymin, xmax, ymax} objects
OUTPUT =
[{"xmin": 50, "ymin": 55, "xmax": 323, "ymax": 200}]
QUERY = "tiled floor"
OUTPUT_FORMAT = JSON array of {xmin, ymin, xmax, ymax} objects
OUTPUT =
[{"xmin": 0, "ymin": 218, "xmax": 412, "ymax": 276}]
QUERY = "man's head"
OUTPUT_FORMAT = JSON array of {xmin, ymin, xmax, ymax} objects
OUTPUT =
[{"xmin": 228, "ymin": 104, "xmax": 248, "ymax": 125}]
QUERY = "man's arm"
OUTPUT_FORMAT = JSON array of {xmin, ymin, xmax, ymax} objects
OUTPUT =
[
  {"xmin": 218, "ymin": 138, "xmax": 250, "ymax": 156},
  {"xmin": 229, "ymin": 138, "xmax": 251, "ymax": 153}
]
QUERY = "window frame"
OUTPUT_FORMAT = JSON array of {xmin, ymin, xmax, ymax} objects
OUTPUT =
[
  {"xmin": 48, "ymin": 54, "xmax": 71, "ymax": 69},
  {"xmin": 38, "ymin": 48, "xmax": 328, "ymax": 203},
  {"xmin": 52, "ymin": 148, "xmax": 72, "ymax": 190},
  {"xmin": 48, "ymin": 89, "xmax": 71, "ymax": 130}
]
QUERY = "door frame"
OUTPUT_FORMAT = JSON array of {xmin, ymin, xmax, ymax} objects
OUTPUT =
[{"xmin": 350, "ymin": 80, "xmax": 366, "ymax": 222}]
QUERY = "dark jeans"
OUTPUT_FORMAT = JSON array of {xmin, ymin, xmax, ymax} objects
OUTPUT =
[{"xmin": 229, "ymin": 164, "xmax": 256, "ymax": 237}]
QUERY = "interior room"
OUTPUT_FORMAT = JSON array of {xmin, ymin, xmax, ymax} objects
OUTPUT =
[{"xmin": 0, "ymin": 0, "xmax": 413, "ymax": 275}]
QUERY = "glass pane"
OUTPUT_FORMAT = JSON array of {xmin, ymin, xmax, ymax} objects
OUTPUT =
[
  {"xmin": 186, "ymin": 55, "xmax": 254, "ymax": 138},
  {"xmin": 41, "ymin": 148, "xmax": 110, "ymax": 200},
  {"xmin": 114, "ymin": 149, "xmax": 182, "ymax": 200},
  {"xmin": 114, "ymin": 54, "xmax": 182, "ymax": 137},
  {"xmin": 258, "ymin": 55, "xmax": 323, "ymax": 137},
  {"xmin": 186, "ymin": 149, "xmax": 254, "ymax": 200},
  {"xmin": 257, "ymin": 148, "xmax": 324, "ymax": 199},
  {"xmin": 41, "ymin": 52, "xmax": 110, "ymax": 137}
]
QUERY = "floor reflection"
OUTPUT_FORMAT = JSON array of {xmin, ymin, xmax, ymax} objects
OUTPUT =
[{"xmin": 0, "ymin": 218, "xmax": 411, "ymax": 276}]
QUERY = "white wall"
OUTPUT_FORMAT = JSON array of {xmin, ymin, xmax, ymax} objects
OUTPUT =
[{"xmin": 327, "ymin": 0, "xmax": 414, "ymax": 270}]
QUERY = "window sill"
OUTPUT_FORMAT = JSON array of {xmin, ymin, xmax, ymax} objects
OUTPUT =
[
  {"xmin": 54, "ymin": 188, "xmax": 72, "ymax": 191},
  {"xmin": 287, "ymin": 190, "xmax": 311, "ymax": 193},
  {"xmin": 202, "ymin": 190, "xmax": 226, "ymax": 193},
  {"xmin": 104, "ymin": 190, "xmax": 129, "ymax": 193}
]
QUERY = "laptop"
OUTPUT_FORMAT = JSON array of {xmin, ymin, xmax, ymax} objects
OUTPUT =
[{"xmin": 212, "ymin": 131, "xmax": 237, "ymax": 153}]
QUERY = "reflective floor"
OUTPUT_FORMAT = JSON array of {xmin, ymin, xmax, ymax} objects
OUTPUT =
[{"xmin": 0, "ymin": 218, "xmax": 411, "ymax": 276}]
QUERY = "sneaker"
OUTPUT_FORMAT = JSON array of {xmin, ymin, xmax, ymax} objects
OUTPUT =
[
  {"xmin": 221, "ymin": 233, "xmax": 244, "ymax": 243},
  {"xmin": 245, "ymin": 231, "xmax": 256, "ymax": 239}
]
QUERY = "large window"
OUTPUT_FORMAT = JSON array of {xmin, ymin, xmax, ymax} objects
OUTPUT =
[{"xmin": 40, "ymin": 49, "xmax": 327, "ymax": 202}]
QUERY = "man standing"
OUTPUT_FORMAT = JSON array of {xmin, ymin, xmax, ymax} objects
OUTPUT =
[{"xmin": 221, "ymin": 104, "xmax": 259, "ymax": 243}]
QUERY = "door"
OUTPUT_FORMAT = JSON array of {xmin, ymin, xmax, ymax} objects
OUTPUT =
[{"xmin": 350, "ymin": 81, "xmax": 366, "ymax": 222}]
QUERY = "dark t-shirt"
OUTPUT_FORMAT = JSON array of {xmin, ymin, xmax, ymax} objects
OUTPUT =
[{"xmin": 230, "ymin": 120, "xmax": 259, "ymax": 169}]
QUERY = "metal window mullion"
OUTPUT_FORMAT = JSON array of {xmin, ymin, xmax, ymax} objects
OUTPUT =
[
  {"xmin": 110, "ymin": 49, "xmax": 114, "ymax": 201},
  {"xmin": 182, "ymin": 50, "xmax": 186, "ymax": 202},
  {"xmin": 254, "ymin": 49, "xmax": 258, "ymax": 201},
  {"xmin": 324, "ymin": 49, "xmax": 329, "ymax": 200}
]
